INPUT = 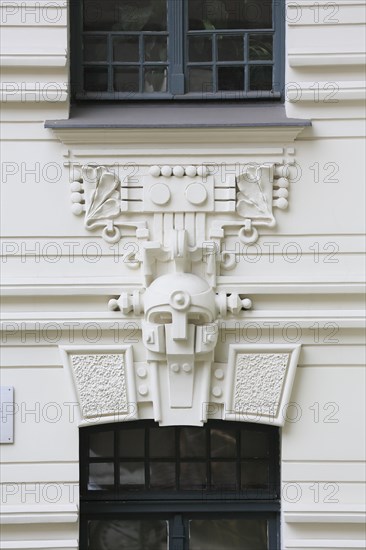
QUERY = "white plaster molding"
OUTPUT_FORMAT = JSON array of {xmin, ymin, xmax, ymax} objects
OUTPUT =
[
  {"xmin": 284, "ymin": 506, "xmax": 366, "ymax": 524},
  {"xmin": 0, "ymin": 543, "xmax": 78, "ymax": 550},
  {"xmin": 287, "ymin": 81, "xmax": 366, "ymax": 102},
  {"xmin": 225, "ymin": 344, "xmax": 301, "ymax": 426},
  {"xmin": 285, "ymin": 541, "xmax": 366, "ymax": 549},
  {"xmin": 0, "ymin": 84, "xmax": 68, "ymax": 103},
  {"xmin": 0, "ymin": 505, "xmax": 78, "ymax": 525},
  {"xmin": 50, "ymin": 126, "xmax": 307, "ymax": 146},
  {"xmin": 59, "ymin": 345, "xmax": 137, "ymax": 425},
  {"xmin": 0, "ymin": 55, "xmax": 67, "ymax": 67},
  {"xmin": 288, "ymin": 52, "xmax": 366, "ymax": 67}
]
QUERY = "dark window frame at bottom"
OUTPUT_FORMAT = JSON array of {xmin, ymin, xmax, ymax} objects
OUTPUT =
[{"xmin": 79, "ymin": 420, "xmax": 281, "ymax": 549}]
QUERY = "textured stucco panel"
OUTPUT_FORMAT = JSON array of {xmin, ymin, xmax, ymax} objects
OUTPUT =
[
  {"xmin": 71, "ymin": 353, "xmax": 127, "ymax": 417},
  {"xmin": 234, "ymin": 353, "xmax": 289, "ymax": 415}
]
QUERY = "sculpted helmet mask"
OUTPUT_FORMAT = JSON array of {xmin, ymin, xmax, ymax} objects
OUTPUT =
[{"xmin": 141, "ymin": 273, "xmax": 218, "ymax": 356}]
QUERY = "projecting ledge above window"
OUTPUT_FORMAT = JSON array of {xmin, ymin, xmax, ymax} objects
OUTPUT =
[{"xmin": 44, "ymin": 103, "xmax": 311, "ymax": 146}]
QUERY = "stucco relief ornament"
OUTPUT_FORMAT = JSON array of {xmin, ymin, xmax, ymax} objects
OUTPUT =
[{"xmin": 64, "ymin": 161, "xmax": 299, "ymax": 426}]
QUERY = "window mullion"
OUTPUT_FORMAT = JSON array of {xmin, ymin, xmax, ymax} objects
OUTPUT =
[{"xmin": 169, "ymin": 0, "xmax": 185, "ymax": 95}]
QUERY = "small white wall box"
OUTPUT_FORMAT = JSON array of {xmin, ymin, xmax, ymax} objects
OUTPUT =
[{"xmin": 0, "ymin": 386, "xmax": 14, "ymax": 443}]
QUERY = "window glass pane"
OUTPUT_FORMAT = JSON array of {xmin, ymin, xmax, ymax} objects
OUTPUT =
[
  {"xmin": 84, "ymin": 36, "xmax": 107, "ymax": 62},
  {"xmin": 211, "ymin": 428, "xmax": 237, "ymax": 457},
  {"xmin": 188, "ymin": 36, "xmax": 212, "ymax": 62},
  {"xmin": 188, "ymin": 67, "xmax": 213, "ymax": 93},
  {"xmin": 150, "ymin": 462, "xmax": 176, "ymax": 489},
  {"xmin": 249, "ymin": 65, "xmax": 272, "ymax": 91},
  {"xmin": 83, "ymin": 0, "xmax": 167, "ymax": 32},
  {"xmin": 89, "ymin": 431, "xmax": 114, "ymax": 458},
  {"xmin": 180, "ymin": 427, "xmax": 206, "ymax": 458},
  {"xmin": 88, "ymin": 462, "xmax": 114, "ymax": 490},
  {"xmin": 119, "ymin": 428, "xmax": 145, "ymax": 458},
  {"xmin": 84, "ymin": 67, "xmax": 108, "ymax": 92},
  {"xmin": 211, "ymin": 462, "xmax": 237, "ymax": 490},
  {"xmin": 180, "ymin": 462, "xmax": 207, "ymax": 490},
  {"xmin": 188, "ymin": 0, "xmax": 272, "ymax": 30},
  {"xmin": 241, "ymin": 461, "xmax": 269, "ymax": 489},
  {"xmin": 249, "ymin": 34, "xmax": 273, "ymax": 60},
  {"xmin": 217, "ymin": 66, "xmax": 244, "ymax": 91},
  {"xmin": 89, "ymin": 519, "xmax": 168, "ymax": 550},
  {"xmin": 145, "ymin": 36, "xmax": 167, "ymax": 61},
  {"xmin": 241, "ymin": 430, "xmax": 270, "ymax": 458},
  {"xmin": 120, "ymin": 462, "xmax": 145, "ymax": 488},
  {"xmin": 113, "ymin": 36, "xmax": 139, "ymax": 62},
  {"xmin": 114, "ymin": 67, "xmax": 139, "ymax": 92},
  {"xmin": 189, "ymin": 518, "xmax": 268, "ymax": 550},
  {"xmin": 217, "ymin": 35, "xmax": 243, "ymax": 61},
  {"xmin": 144, "ymin": 68, "xmax": 167, "ymax": 92},
  {"xmin": 149, "ymin": 427, "xmax": 175, "ymax": 458}
]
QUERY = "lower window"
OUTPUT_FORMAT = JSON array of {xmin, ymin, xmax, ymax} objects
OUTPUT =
[{"xmin": 79, "ymin": 420, "xmax": 280, "ymax": 549}]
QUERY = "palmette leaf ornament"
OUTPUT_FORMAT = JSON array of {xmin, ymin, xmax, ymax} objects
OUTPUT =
[
  {"xmin": 85, "ymin": 169, "xmax": 121, "ymax": 229},
  {"xmin": 236, "ymin": 165, "xmax": 272, "ymax": 218}
]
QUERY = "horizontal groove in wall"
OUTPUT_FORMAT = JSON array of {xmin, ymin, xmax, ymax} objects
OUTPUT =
[
  {"xmin": 1, "ymin": 281, "xmax": 364, "ymax": 296},
  {"xmin": 0, "ymin": 56, "xmax": 66, "ymax": 68},
  {"xmin": 282, "ymin": 461, "xmax": 366, "ymax": 482},
  {"xmin": 288, "ymin": 52, "xmax": 366, "ymax": 67},
  {"xmin": 0, "ymin": 542, "xmax": 78, "ymax": 550},
  {"xmin": 0, "ymin": 504, "xmax": 78, "ymax": 525},
  {"xmin": 285, "ymin": 540, "xmax": 366, "ymax": 549},
  {"xmin": 1, "ymin": 462, "xmax": 78, "ymax": 483}
]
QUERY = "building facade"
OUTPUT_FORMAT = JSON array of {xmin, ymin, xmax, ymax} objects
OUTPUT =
[{"xmin": 1, "ymin": 1, "xmax": 365, "ymax": 549}]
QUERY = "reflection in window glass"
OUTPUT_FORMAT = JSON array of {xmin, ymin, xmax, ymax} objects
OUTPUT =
[
  {"xmin": 190, "ymin": 518, "xmax": 268, "ymax": 550},
  {"xmin": 249, "ymin": 34, "xmax": 273, "ymax": 60},
  {"xmin": 241, "ymin": 461, "xmax": 269, "ymax": 490},
  {"xmin": 113, "ymin": 36, "xmax": 140, "ymax": 62},
  {"xmin": 89, "ymin": 431, "xmax": 114, "ymax": 458},
  {"xmin": 89, "ymin": 519, "xmax": 168, "ymax": 550},
  {"xmin": 249, "ymin": 65, "xmax": 273, "ymax": 91},
  {"xmin": 188, "ymin": 0, "xmax": 272, "ymax": 30},
  {"xmin": 150, "ymin": 462, "xmax": 175, "ymax": 489},
  {"xmin": 188, "ymin": 36, "xmax": 212, "ymax": 62},
  {"xmin": 144, "ymin": 68, "xmax": 167, "ymax": 93},
  {"xmin": 188, "ymin": 67, "xmax": 213, "ymax": 93},
  {"xmin": 217, "ymin": 66, "xmax": 244, "ymax": 90},
  {"xmin": 241, "ymin": 430, "xmax": 270, "ymax": 458},
  {"xmin": 84, "ymin": 36, "xmax": 107, "ymax": 62},
  {"xmin": 119, "ymin": 428, "xmax": 145, "ymax": 458},
  {"xmin": 180, "ymin": 462, "xmax": 207, "ymax": 490},
  {"xmin": 211, "ymin": 428, "xmax": 237, "ymax": 457},
  {"xmin": 217, "ymin": 35, "xmax": 243, "ymax": 61},
  {"xmin": 119, "ymin": 462, "xmax": 145, "ymax": 488},
  {"xmin": 84, "ymin": 67, "xmax": 108, "ymax": 92},
  {"xmin": 114, "ymin": 67, "xmax": 139, "ymax": 93},
  {"xmin": 145, "ymin": 36, "xmax": 168, "ymax": 62},
  {"xmin": 180, "ymin": 427, "xmax": 206, "ymax": 458},
  {"xmin": 88, "ymin": 462, "xmax": 114, "ymax": 490},
  {"xmin": 83, "ymin": 0, "xmax": 167, "ymax": 32},
  {"xmin": 149, "ymin": 427, "xmax": 175, "ymax": 458},
  {"xmin": 211, "ymin": 462, "xmax": 237, "ymax": 490}
]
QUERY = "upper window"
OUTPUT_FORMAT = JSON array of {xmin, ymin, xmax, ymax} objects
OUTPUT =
[{"xmin": 71, "ymin": 0, "xmax": 284, "ymax": 100}]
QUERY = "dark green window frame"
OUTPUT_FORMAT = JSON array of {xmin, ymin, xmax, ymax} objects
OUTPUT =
[
  {"xmin": 79, "ymin": 420, "xmax": 280, "ymax": 549},
  {"xmin": 71, "ymin": 0, "xmax": 285, "ymax": 101}
]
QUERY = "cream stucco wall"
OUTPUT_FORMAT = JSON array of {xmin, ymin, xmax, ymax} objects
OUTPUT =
[{"xmin": 0, "ymin": 1, "xmax": 365, "ymax": 549}]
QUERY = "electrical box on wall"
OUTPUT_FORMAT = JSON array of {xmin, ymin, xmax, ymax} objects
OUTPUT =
[{"xmin": 0, "ymin": 386, "xmax": 14, "ymax": 444}]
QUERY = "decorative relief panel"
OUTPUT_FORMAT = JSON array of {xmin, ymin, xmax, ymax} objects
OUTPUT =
[
  {"xmin": 60, "ymin": 346, "xmax": 137, "ymax": 424},
  {"xmin": 225, "ymin": 345, "xmax": 301, "ymax": 426},
  {"xmin": 60, "ymin": 157, "xmax": 301, "ymax": 427}
]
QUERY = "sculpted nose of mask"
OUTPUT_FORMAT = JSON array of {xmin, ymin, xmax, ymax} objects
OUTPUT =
[{"xmin": 143, "ymin": 273, "xmax": 217, "ymax": 353}]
